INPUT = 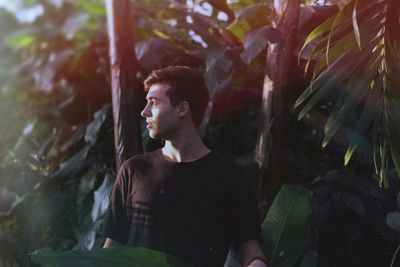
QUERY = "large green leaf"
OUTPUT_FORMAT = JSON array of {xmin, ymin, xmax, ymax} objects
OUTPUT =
[
  {"xmin": 262, "ymin": 184, "xmax": 312, "ymax": 267},
  {"xmin": 75, "ymin": 0, "xmax": 106, "ymax": 15},
  {"xmin": 91, "ymin": 173, "xmax": 114, "ymax": 223},
  {"xmin": 227, "ymin": 19, "xmax": 251, "ymax": 42},
  {"xmin": 240, "ymin": 25, "xmax": 281, "ymax": 65},
  {"xmin": 85, "ymin": 104, "xmax": 111, "ymax": 146},
  {"xmin": 386, "ymin": 212, "xmax": 400, "ymax": 233},
  {"xmin": 31, "ymin": 247, "xmax": 193, "ymax": 267},
  {"xmin": 204, "ymin": 50, "xmax": 233, "ymax": 97},
  {"xmin": 135, "ymin": 37, "xmax": 172, "ymax": 71},
  {"xmin": 51, "ymin": 104, "xmax": 110, "ymax": 181},
  {"xmin": 4, "ymin": 32, "xmax": 35, "ymax": 49},
  {"xmin": 234, "ymin": 3, "xmax": 267, "ymax": 22}
]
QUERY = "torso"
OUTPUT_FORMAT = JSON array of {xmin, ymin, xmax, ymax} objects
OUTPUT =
[{"xmin": 121, "ymin": 149, "xmax": 239, "ymax": 267}]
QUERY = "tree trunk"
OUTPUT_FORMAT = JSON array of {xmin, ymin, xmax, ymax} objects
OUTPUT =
[
  {"xmin": 105, "ymin": 0, "xmax": 144, "ymax": 170},
  {"xmin": 255, "ymin": 0, "xmax": 301, "ymax": 219}
]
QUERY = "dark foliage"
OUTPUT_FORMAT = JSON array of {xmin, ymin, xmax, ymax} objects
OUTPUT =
[{"xmin": 302, "ymin": 170, "xmax": 400, "ymax": 267}]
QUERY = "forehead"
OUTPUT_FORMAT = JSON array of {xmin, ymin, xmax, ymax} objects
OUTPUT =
[{"xmin": 146, "ymin": 83, "xmax": 170, "ymax": 99}]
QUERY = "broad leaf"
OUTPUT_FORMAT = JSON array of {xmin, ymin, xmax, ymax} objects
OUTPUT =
[
  {"xmin": 227, "ymin": 20, "xmax": 251, "ymax": 43},
  {"xmin": 204, "ymin": 50, "xmax": 233, "ymax": 97},
  {"xmin": 62, "ymin": 13, "xmax": 90, "ymax": 40},
  {"xmin": 91, "ymin": 173, "xmax": 114, "ymax": 222},
  {"xmin": 135, "ymin": 37, "xmax": 172, "ymax": 71},
  {"xmin": 54, "ymin": 104, "xmax": 110, "ymax": 183},
  {"xmin": 75, "ymin": 0, "xmax": 106, "ymax": 15},
  {"xmin": 85, "ymin": 104, "xmax": 110, "ymax": 146},
  {"xmin": 262, "ymin": 184, "xmax": 312, "ymax": 267},
  {"xmin": 386, "ymin": 212, "xmax": 400, "ymax": 233},
  {"xmin": 341, "ymin": 192, "xmax": 366, "ymax": 216},
  {"xmin": 31, "ymin": 247, "xmax": 193, "ymax": 267},
  {"xmin": 240, "ymin": 26, "xmax": 281, "ymax": 65},
  {"xmin": 234, "ymin": 3, "xmax": 267, "ymax": 22},
  {"xmin": 77, "ymin": 169, "xmax": 97, "ymax": 205},
  {"xmin": 4, "ymin": 32, "xmax": 35, "ymax": 49},
  {"xmin": 52, "ymin": 145, "xmax": 91, "ymax": 182}
]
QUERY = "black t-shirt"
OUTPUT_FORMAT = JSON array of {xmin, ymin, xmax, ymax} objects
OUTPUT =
[{"xmin": 102, "ymin": 149, "xmax": 262, "ymax": 267}]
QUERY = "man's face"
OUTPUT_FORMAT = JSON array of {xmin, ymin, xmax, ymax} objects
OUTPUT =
[{"xmin": 141, "ymin": 83, "xmax": 181, "ymax": 139}]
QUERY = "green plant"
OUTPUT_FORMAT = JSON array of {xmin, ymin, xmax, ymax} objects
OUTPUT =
[
  {"xmin": 304, "ymin": 169, "xmax": 400, "ymax": 266},
  {"xmin": 296, "ymin": 0, "xmax": 400, "ymax": 187},
  {"xmin": 31, "ymin": 247, "xmax": 193, "ymax": 267},
  {"xmin": 262, "ymin": 184, "xmax": 313, "ymax": 267},
  {"xmin": 386, "ymin": 196, "xmax": 400, "ymax": 266}
]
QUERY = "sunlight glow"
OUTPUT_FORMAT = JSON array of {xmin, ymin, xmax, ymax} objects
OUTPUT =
[
  {"xmin": 0, "ymin": 0, "xmax": 44, "ymax": 23},
  {"xmin": 186, "ymin": 15, "xmax": 194, "ymax": 24},
  {"xmin": 217, "ymin": 11, "xmax": 228, "ymax": 21},
  {"xmin": 189, "ymin": 30, "xmax": 208, "ymax": 48}
]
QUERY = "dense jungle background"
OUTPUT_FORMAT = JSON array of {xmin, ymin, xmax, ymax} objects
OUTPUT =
[{"xmin": 0, "ymin": 0, "xmax": 400, "ymax": 266}]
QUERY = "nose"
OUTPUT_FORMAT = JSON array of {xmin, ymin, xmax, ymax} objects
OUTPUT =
[{"xmin": 141, "ymin": 103, "xmax": 151, "ymax": 118}]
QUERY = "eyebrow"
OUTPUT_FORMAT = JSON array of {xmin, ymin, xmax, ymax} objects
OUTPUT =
[{"xmin": 146, "ymin": 96, "xmax": 159, "ymax": 101}]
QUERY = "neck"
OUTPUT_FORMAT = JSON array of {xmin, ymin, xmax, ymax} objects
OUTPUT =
[{"xmin": 161, "ymin": 124, "xmax": 210, "ymax": 162}]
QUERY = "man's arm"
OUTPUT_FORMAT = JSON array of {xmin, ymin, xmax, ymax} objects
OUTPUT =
[
  {"xmin": 103, "ymin": 238, "xmax": 122, "ymax": 248},
  {"xmin": 102, "ymin": 162, "xmax": 130, "ymax": 247},
  {"xmin": 239, "ymin": 239, "xmax": 268, "ymax": 267}
]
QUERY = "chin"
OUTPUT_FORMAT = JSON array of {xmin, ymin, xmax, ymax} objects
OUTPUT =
[{"xmin": 149, "ymin": 130, "xmax": 161, "ymax": 139}]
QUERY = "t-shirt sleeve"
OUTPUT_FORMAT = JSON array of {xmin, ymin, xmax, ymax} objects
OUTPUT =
[
  {"xmin": 230, "ymin": 166, "xmax": 263, "ymax": 248},
  {"xmin": 102, "ymin": 162, "xmax": 130, "ymax": 244}
]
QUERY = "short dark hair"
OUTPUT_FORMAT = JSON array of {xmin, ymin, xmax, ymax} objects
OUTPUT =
[{"xmin": 144, "ymin": 66, "xmax": 209, "ymax": 127}]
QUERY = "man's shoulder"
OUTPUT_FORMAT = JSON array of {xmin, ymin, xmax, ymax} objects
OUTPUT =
[
  {"xmin": 122, "ymin": 150, "xmax": 160, "ymax": 171},
  {"xmin": 210, "ymin": 151, "xmax": 241, "ymax": 166},
  {"xmin": 208, "ymin": 152, "xmax": 246, "ymax": 177}
]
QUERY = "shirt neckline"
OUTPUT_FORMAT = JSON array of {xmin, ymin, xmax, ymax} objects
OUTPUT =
[{"xmin": 156, "ymin": 149, "xmax": 213, "ymax": 165}]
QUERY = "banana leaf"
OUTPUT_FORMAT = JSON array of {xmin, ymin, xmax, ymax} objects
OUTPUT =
[
  {"xmin": 262, "ymin": 184, "xmax": 313, "ymax": 267},
  {"xmin": 31, "ymin": 247, "xmax": 193, "ymax": 267}
]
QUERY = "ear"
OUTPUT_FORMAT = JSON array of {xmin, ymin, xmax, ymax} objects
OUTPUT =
[{"xmin": 177, "ymin": 101, "xmax": 190, "ymax": 118}]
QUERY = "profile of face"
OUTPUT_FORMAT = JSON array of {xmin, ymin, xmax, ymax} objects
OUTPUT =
[{"xmin": 141, "ymin": 83, "xmax": 186, "ymax": 140}]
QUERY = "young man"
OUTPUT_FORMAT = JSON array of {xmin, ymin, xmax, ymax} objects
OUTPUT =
[{"xmin": 103, "ymin": 66, "xmax": 268, "ymax": 267}]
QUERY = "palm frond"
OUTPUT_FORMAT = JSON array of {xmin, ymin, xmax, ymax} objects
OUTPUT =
[{"xmin": 297, "ymin": 0, "xmax": 400, "ymax": 186}]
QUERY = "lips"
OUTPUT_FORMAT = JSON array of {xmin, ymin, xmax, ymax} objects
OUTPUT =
[{"xmin": 146, "ymin": 122, "xmax": 153, "ymax": 128}]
